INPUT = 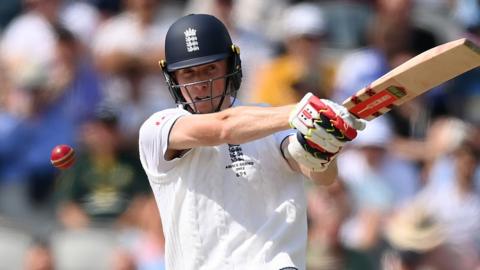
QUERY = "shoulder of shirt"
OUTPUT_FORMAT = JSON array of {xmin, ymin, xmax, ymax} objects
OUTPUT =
[
  {"xmin": 140, "ymin": 108, "xmax": 190, "ymax": 130},
  {"xmin": 151, "ymin": 107, "xmax": 190, "ymax": 120}
]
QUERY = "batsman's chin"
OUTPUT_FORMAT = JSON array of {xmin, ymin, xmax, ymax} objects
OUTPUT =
[
  {"xmin": 193, "ymin": 106, "xmax": 217, "ymax": 114},
  {"xmin": 192, "ymin": 101, "xmax": 224, "ymax": 113}
]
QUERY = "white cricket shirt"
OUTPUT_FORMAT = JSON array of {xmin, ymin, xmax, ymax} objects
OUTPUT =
[{"xmin": 139, "ymin": 108, "xmax": 307, "ymax": 270}]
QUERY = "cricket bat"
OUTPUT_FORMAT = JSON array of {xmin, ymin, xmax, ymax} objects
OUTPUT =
[{"xmin": 342, "ymin": 38, "xmax": 480, "ymax": 121}]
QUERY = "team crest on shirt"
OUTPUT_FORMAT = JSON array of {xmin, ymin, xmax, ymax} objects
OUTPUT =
[
  {"xmin": 184, "ymin": 28, "xmax": 199, "ymax": 52},
  {"xmin": 225, "ymin": 144, "xmax": 255, "ymax": 178}
]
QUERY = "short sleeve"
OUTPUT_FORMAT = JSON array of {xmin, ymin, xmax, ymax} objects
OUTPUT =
[
  {"xmin": 274, "ymin": 129, "xmax": 295, "ymax": 146},
  {"xmin": 138, "ymin": 108, "xmax": 191, "ymax": 177}
]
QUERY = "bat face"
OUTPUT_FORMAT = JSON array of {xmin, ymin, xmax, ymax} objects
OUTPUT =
[{"xmin": 343, "ymin": 38, "xmax": 480, "ymax": 120}]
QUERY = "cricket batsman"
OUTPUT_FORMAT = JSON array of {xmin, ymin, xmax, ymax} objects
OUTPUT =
[{"xmin": 139, "ymin": 14, "xmax": 365, "ymax": 269}]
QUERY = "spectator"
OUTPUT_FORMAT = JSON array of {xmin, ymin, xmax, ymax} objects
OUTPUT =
[
  {"xmin": 306, "ymin": 181, "xmax": 350, "ymax": 270},
  {"xmin": 332, "ymin": 0, "xmax": 438, "ymax": 139},
  {"xmin": 0, "ymin": 19, "xmax": 102, "ymax": 234},
  {"xmin": 440, "ymin": 5, "xmax": 480, "ymax": 126},
  {"xmin": 118, "ymin": 195, "xmax": 166, "ymax": 270},
  {"xmin": 381, "ymin": 204, "xmax": 458, "ymax": 270},
  {"xmin": 92, "ymin": 0, "xmax": 177, "ymax": 147},
  {"xmin": 55, "ymin": 104, "xmax": 150, "ymax": 229},
  {"xmin": 60, "ymin": 1, "xmax": 101, "ymax": 46},
  {"xmin": 337, "ymin": 117, "xmax": 420, "ymax": 269},
  {"xmin": 185, "ymin": 0, "xmax": 289, "ymax": 42},
  {"xmin": 420, "ymin": 117, "xmax": 477, "ymax": 189},
  {"xmin": 414, "ymin": 127, "xmax": 480, "ymax": 269},
  {"xmin": 24, "ymin": 239, "xmax": 55, "ymax": 270},
  {"xmin": 186, "ymin": 0, "xmax": 273, "ymax": 102},
  {"xmin": 251, "ymin": 2, "xmax": 335, "ymax": 106}
]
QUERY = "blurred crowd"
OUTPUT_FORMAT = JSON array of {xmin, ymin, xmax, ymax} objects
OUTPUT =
[{"xmin": 0, "ymin": 0, "xmax": 479, "ymax": 269}]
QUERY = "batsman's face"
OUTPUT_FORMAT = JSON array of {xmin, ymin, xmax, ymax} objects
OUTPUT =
[{"xmin": 174, "ymin": 60, "xmax": 230, "ymax": 113}]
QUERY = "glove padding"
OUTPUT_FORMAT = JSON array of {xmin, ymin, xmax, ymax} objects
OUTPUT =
[
  {"xmin": 286, "ymin": 133, "xmax": 333, "ymax": 172},
  {"xmin": 320, "ymin": 98, "xmax": 366, "ymax": 132},
  {"xmin": 288, "ymin": 93, "xmax": 366, "ymax": 170}
]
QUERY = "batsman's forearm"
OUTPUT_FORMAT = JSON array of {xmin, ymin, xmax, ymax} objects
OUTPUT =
[
  {"xmin": 168, "ymin": 105, "xmax": 294, "ymax": 150},
  {"xmin": 306, "ymin": 160, "xmax": 338, "ymax": 186},
  {"xmin": 217, "ymin": 105, "xmax": 293, "ymax": 145}
]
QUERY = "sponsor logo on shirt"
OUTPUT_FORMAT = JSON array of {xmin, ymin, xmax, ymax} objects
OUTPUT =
[{"xmin": 225, "ymin": 144, "xmax": 254, "ymax": 178}]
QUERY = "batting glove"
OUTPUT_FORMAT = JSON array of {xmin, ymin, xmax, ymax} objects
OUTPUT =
[{"xmin": 287, "ymin": 93, "xmax": 366, "ymax": 171}]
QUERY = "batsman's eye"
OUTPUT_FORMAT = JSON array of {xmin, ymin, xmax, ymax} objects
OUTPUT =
[
  {"xmin": 206, "ymin": 65, "xmax": 217, "ymax": 74},
  {"xmin": 179, "ymin": 71, "xmax": 194, "ymax": 81}
]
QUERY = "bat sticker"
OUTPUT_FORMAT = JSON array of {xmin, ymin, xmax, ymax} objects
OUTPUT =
[{"xmin": 349, "ymin": 86, "xmax": 406, "ymax": 118}]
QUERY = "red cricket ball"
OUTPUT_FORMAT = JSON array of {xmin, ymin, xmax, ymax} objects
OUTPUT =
[{"xmin": 50, "ymin": 144, "xmax": 75, "ymax": 169}]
